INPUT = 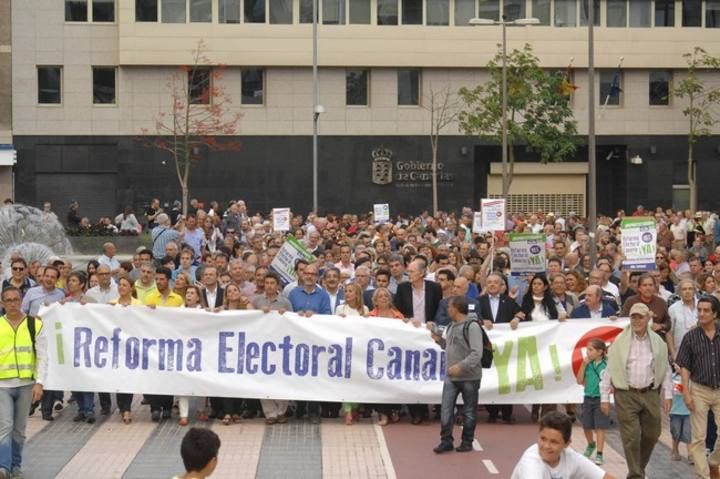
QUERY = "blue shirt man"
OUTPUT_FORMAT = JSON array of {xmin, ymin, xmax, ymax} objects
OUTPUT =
[
  {"xmin": 21, "ymin": 267, "xmax": 65, "ymax": 317},
  {"xmin": 288, "ymin": 264, "xmax": 331, "ymax": 315}
]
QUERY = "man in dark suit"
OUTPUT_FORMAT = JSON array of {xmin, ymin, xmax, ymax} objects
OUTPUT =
[
  {"xmin": 477, "ymin": 272, "xmax": 524, "ymax": 424},
  {"xmin": 200, "ymin": 266, "xmax": 225, "ymax": 308},
  {"xmin": 394, "ymin": 259, "xmax": 443, "ymax": 424},
  {"xmin": 571, "ymin": 285, "xmax": 618, "ymax": 319}
]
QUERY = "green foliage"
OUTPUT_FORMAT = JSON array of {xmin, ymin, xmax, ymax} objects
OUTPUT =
[
  {"xmin": 458, "ymin": 44, "xmax": 578, "ymax": 166},
  {"xmin": 674, "ymin": 47, "xmax": 720, "ymax": 146}
]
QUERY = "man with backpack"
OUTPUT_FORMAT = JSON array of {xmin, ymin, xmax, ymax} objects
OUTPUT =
[
  {"xmin": 0, "ymin": 286, "xmax": 47, "ymax": 479},
  {"xmin": 427, "ymin": 296, "xmax": 489, "ymax": 454}
]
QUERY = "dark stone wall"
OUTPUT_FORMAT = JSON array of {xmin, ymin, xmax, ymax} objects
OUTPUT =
[{"xmin": 11, "ymin": 134, "xmax": 720, "ymax": 220}]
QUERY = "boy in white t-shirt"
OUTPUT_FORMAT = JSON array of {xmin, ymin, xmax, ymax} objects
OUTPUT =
[{"xmin": 511, "ymin": 411, "xmax": 615, "ymax": 479}]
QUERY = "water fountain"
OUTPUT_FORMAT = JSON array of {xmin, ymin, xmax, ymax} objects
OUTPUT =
[{"xmin": 0, "ymin": 204, "xmax": 73, "ymax": 273}]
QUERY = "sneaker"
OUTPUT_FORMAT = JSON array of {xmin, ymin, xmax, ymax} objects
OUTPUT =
[
  {"xmin": 595, "ymin": 453, "xmax": 604, "ymax": 466},
  {"xmin": 11, "ymin": 467, "xmax": 23, "ymax": 479},
  {"xmin": 583, "ymin": 442, "xmax": 596, "ymax": 458},
  {"xmin": 433, "ymin": 442, "xmax": 454, "ymax": 454},
  {"xmin": 455, "ymin": 442, "xmax": 473, "ymax": 453},
  {"xmin": 53, "ymin": 400, "xmax": 63, "ymax": 411}
]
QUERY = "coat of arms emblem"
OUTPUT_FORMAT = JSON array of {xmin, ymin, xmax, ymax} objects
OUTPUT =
[{"xmin": 371, "ymin": 147, "xmax": 393, "ymax": 185}]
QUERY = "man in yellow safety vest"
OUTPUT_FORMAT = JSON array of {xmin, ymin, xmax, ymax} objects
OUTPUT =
[{"xmin": 0, "ymin": 287, "xmax": 47, "ymax": 479}]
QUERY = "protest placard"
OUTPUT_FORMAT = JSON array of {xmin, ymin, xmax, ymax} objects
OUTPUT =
[
  {"xmin": 374, "ymin": 203, "xmax": 390, "ymax": 224},
  {"xmin": 509, "ymin": 233, "xmax": 547, "ymax": 274},
  {"xmin": 481, "ymin": 199, "xmax": 506, "ymax": 231},
  {"xmin": 272, "ymin": 208, "xmax": 291, "ymax": 232},
  {"xmin": 621, "ymin": 217, "xmax": 657, "ymax": 270},
  {"xmin": 269, "ymin": 234, "xmax": 316, "ymax": 286}
]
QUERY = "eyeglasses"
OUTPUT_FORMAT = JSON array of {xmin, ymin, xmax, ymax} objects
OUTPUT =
[{"xmin": 12, "ymin": 267, "xmax": 25, "ymax": 271}]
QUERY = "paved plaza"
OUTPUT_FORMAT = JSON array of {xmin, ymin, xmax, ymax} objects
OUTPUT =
[{"xmin": 23, "ymin": 397, "xmax": 694, "ymax": 479}]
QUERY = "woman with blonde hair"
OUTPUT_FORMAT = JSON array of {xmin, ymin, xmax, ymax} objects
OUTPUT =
[
  {"xmin": 173, "ymin": 271, "xmax": 193, "ymax": 299},
  {"xmin": 336, "ymin": 283, "xmax": 368, "ymax": 425},
  {"xmin": 178, "ymin": 285, "xmax": 208, "ymax": 426}
]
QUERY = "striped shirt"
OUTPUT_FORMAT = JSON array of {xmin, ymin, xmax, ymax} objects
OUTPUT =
[
  {"xmin": 676, "ymin": 323, "xmax": 720, "ymax": 389},
  {"xmin": 151, "ymin": 225, "xmax": 182, "ymax": 259}
]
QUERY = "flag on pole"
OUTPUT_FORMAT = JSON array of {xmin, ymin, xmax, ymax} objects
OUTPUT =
[{"xmin": 599, "ymin": 57, "xmax": 624, "ymax": 118}]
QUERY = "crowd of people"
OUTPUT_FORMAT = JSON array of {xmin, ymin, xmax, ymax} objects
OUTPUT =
[{"xmin": 1, "ymin": 199, "xmax": 720, "ymax": 479}]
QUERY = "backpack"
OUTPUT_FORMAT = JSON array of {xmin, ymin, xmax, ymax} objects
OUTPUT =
[
  {"xmin": 462, "ymin": 319, "xmax": 493, "ymax": 369},
  {"xmin": 26, "ymin": 316, "xmax": 37, "ymax": 356}
]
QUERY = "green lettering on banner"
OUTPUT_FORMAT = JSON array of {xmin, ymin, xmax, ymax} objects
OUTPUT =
[
  {"xmin": 493, "ymin": 341, "xmax": 514, "ymax": 395},
  {"xmin": 516, "ymin": 336, "xmax": 543, "ymax": 392},
  {"xmin": 549, "ymin": 344, "xmax": 562, "ymax": 382}
]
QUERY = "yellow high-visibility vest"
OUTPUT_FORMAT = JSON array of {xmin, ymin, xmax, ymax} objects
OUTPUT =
[{"xmin": 0, "ymin": 315, "xmax": 42, "ymax": 380}]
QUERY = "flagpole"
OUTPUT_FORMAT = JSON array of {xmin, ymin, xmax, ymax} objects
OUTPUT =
[
  {"xmin": 598, "ymin": 57, "xmax": 624, "ymax": 120},
  {"xmin": 588, "ymin": 0, "xmax": 597, "ymax": 267}
]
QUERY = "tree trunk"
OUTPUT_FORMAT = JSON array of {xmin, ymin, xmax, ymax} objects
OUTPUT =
[
  {"xmin": 688, "ymin": 142, "xmax": 697, "ymax": 212},
  {"xmin": 432, "ymin": 141, "xmax": 439, "ymax": 216}
]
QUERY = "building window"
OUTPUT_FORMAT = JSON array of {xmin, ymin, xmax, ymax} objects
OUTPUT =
[
  {"xmin": 579, "ymin": 0, "xmax": 600, "ymax": 26},
  {"xmin": 554, "ymin": 0, "xmax": 576, "ymax": 27},
  {"xmin": 136, "ymin": 0, "xmax": 158, "ymax": 21},
  {"xmin": 300, "ymin": 0, "xmax": 314, "ymax": 22},
  {"xmin": 190, "ymin": 0, "xmax": 212, "ymax": 22},
  {"xmin": 672, "ymin": 185, "xmax": 690, "ymax": 211},
  {"xmin": 503, "ymin": 0, "xmax": 525, "ymax": 21},
  {"xmin": 66, "ymin": 0, "xmax": 88, "ymax": 22},
  {"xmin": 398, "ymin": 69, "xmax": 420, "ymax": 106},
  {"xmin": 654, "ymin": 0, "xmax": 674, "ymax": 26},
  {"xmin": 531, "ymin": 0, "xmax": 551, "ymax": 26},
  {"xmin": 323, "ymin": 0, "xmax": 346, "ymax": 24},
  {"xmin": 93, "ymin": 67, "xmax": 116, "ymax": 105},
  {"xmin": 219, "ymin": 0, "xmax": 241, "ymax": 23},
  {"xmin": 599, "ymin": 71, "xmax": 622, "ymax": 106},
  {"xmin": 427, "ymin": 0, "xmax": 449, "ymax": 25},
  {"xmin": 402, "ymin": 0, "xmax": 423, "ymax": 24},
  {"xmin": 606, "ymin": 0, "xmax": 627, "ymax": 27},
  {"xmin": 708, "ymin": 0, "xmax": 720, "ymax": 27},
  {"xmin": 162, "ymin": 0, "xmax": 186, "ymax": 22},
  {"xmin": 455, "ymin": 0, "xmax": 476, "ymax": 26},
  {"xmin": 346, "ymin": 69, "xmax": 369, "ymax": 106},
  {"xmin": 649, "ymin": 70, "xmax": 671, "ymax": 106},
  {"xmin": 188, "ymin": 68, "xmax": 211, "ymax": 105},
  {"xmin": 682, "ymin": 0, "xmax": 702, "ymax": 26},
  {"xmin": 377, "ymin": 0, "xmax": 399, "ymax": 25},
  {"xmin": 38, "ymin": 66, "xmax": 62, "ymax": 105},
  {"xmin": 93, "ymin": 0, "xmax": 115, "ymax": 21},
  {"xmin": 349, "ymin": 0, "xmax": 371, "ymax": 23},
  {"xmin": 245, "ymin": 0, "xmax": 266, "ymax": 22},
  {"xmin": 478, "ymin": 0, "xmax": 499, "ymax": 21},
  {"xmin": 270, "ymin": 0, "xmax": 293, "ymax": 23},
  {"xmin": 242, "ymin": 69, "xmax": 264, "ymax": 105},
  {"xmin": 629, "ymin": 0, "xmax": 651, "ymax": 27}
]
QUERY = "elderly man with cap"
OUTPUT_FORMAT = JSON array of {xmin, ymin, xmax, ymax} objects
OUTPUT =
[{"xmin": 600, "ymin": 303, "xmax": 672, "ymax": 479}]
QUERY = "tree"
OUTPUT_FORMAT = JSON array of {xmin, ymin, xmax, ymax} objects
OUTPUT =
[
  {"xmin": 423, "ymin": 85, "xmax": 461, "ymax": 215},
  {"xmin": 673, "ymin": 47, "xmax": 720, "ymax": 212},
  {"xmin": 141, "ymin": 41, "xmax": 242, "ymax": 215},
  {"xmin": 458, "ymin": 44, "xmax": 577, "ymax": 192}
]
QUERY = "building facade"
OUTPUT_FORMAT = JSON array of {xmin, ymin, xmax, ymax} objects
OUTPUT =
[{"xmin": 9, "ymin": 0, "xmax": 720, "ymax": 220}]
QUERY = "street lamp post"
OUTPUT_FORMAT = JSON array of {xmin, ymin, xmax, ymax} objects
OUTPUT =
[
  {"xmin": 470, "ymin": 16, "xmax": 540, "ymax": 198},
  {"xmin": 587, "ymin": 1, "xmax": 598, "ymax": 267},
  {"xmin": 311, "ymin": 0, "xmax": 322, "ymax": 213}
]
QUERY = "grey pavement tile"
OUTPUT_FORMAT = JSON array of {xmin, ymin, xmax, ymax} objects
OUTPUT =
[
  {"xmin": 256, "ymin": 422, "xmax": 322, "ymax": 479},
  {"xmin": 23, "ymin": 400, "xmax": 110, "ymax": 479}
]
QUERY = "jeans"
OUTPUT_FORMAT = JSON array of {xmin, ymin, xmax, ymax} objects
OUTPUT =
[
  {"xmin": 75, "ymin": 391, "xmax": 94, "ymax": 416},
  {"xmin": 0, "ymin": 384, "xmax": 33, "ymax": 472},
  {"xmin": 440, "ymin": 379, "xmax": 480, "ymax": 445}
]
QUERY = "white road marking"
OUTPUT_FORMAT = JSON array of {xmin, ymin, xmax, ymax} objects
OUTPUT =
[
  {"xmin": 483, "ymin": 459, "xmax": 499, "ymax": 474},
  {"xmin": 373, "ymin": 423, "xmax": 398, "ymax": 479},
  {"xmin": 472, "ymin": 438, "xmax": 483, "ymax": 451}
]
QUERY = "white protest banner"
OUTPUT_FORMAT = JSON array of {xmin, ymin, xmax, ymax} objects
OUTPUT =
[
  {"xmin": 269, "ymin": 234, "xmax": 316, "ymax": 286},
  {"xmin": 374, "ymin": 204, "xmax": 390, "ymax": 224},
  {"xmin": 509, "ymin": 233, "xmax": 547, "ymax": 274},
  {"xmin": 481, "ymin": 198, "xmax": 506, "ymax": 231},
  {"xmin": 472, "ymin": 212, "xmax": 484, "ymax": 234},
  {"xmin": 41, "ymin": 303, "xmax": 629, "ymax": 405},
  {"xmin": 272, "ymin": 208, "xmax": 291, "ymax": 232},
  {"xmin": 621, "ymin": 217, "xmax": 657, "ymax": 271}
]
